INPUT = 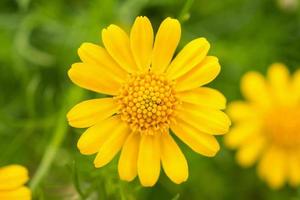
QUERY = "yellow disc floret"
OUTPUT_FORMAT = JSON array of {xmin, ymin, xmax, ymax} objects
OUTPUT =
[
  {"xmin": 117, "ymin": 72, "xmax": 179, "ymax": 134},
  {"xmin": 265, "ymin": 107, "xmax": 300, "ymax": 149}
]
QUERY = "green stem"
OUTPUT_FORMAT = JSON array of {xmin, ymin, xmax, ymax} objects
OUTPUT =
[
  {"xmin": 72, "ymin": 161, "xmax": 87, "ymax": 199},
  {"xmin": 30, "ymin": 86, "xmax": 84, "ymax": 192},
  {"xmin": 178, "ymin": 0, "xmax": 194, "ymax": 23}
]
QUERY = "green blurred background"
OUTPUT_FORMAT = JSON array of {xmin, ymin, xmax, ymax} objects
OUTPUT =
[{"xmin": 1, "ymin": 0, "xmax": 300, "ymax": 199}]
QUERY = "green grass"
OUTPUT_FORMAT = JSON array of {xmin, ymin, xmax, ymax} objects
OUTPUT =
[{"xmin": 0, "ymin": 0, "xmax": 300, "ymax": 199}]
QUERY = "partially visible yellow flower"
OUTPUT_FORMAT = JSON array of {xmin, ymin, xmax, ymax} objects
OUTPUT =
[
  {"xmin": 0, "ymin": 165, "xmax": 31, "ymax": 200},
  {"xmin": 67, "ymin": 16, "xmax": 231, "ymax": 186},
  {"xmin": 225, "ymin": 63, "xmax": 300, "ymax": 189}
]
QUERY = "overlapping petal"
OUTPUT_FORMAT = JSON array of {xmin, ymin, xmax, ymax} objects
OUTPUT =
[
  {"xmin": 227, "ymin": 101, "xmax": 257, "ymax": 122},
  {"xmin": 236, "ymin": 136, "xmax": 265, "ymax": 167},
  {"xmin": 166, "ymin": 38, "xmax": 210, "ymax": 80},
  {"xmin": 258, "ymin": 147, "xmax": 287, "ymax": 189},
  {"xmin": 178, "ymin": 87, "xmax": 226, "ymax": 110},
  {"xmin": 77, "ymin": 116, "xmax": 123, "ymax": 155},
  {"xmin": 78, "ymin": 43, "xmax": 128, "ymax": 81},
  {"xmin": 175, "ymin": 56, "xmax": 220, "ymax": 91},
  {"xmin": 171, "ymin": 119, "xmax": 220, "ymax": 157},
  {"xmin": 225, "ymin": 122, "xmax": 261, "ymax": 148},
  {"xmin": 176, "ymin": 103, "xmax": 231, "ymax": 135},
  {"xmin": 0, "ymin": 186, "xmax": 31, "ymax": 200},
  {"xmin": 102, "ymin": 25, "xmax": 138, "ymax": 73},
  {"xmin": 94, "ymin": 120, "xmax": 131, "ymax": 168},
  {"xmin": 0, "ymin": 165, "xmax": 29, "ymax": 190}
]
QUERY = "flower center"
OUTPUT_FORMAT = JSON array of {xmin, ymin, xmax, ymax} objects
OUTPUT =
[
  {"xmin": 265, "ymin": 107, "xmax": 300, "ymax": 149},
  {"xmin": 117, "ymin": 72, "xmax": 179, "ymax": 134}
]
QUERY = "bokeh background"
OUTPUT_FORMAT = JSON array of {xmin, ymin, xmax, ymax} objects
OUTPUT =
[{"xmin": 1, "ymin": 0, "xmax": 300, "ymax": 199}]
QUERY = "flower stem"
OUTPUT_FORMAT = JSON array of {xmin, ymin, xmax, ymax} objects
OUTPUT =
[
  {"xmin": 178, "ymin": 0, "xmax": 194, "ymax": 23},
  {"xmin": 30, "ymin": 86, "xmax": 84, "ymax": 193}
]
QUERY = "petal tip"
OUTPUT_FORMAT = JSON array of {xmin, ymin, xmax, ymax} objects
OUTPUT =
[
  {"xmin": 93, "ymin": 159, "xmax": 104, "ymax": 168},
  {"xmin": 139, "ymin": 179, "xmax": 157, "ymax": 187},
  {"xmin": 119, "ymin": 174, "xmax": 136, "ymax": 182}
]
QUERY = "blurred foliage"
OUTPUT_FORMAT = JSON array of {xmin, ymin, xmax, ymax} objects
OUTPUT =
[{"xmin": 0, "ymin": 0, "xmax": 300, "ymax": 199}]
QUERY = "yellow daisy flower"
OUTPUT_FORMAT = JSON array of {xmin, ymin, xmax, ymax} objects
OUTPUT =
[
  {"xmin": 0, "ymin": 165, "xmax": 31, "ymax": 200},
  {"xmin": 67, "ymin": 16, "xmax": 230, "ymax": 186},
  {"xmin": 225, "ymin": 63, "xmax": 300, "ymax": 189}
]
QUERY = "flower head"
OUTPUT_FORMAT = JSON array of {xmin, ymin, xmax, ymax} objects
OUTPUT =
[
  {"xmin": 67, "ymin": 16, "xmax": 230, "ymax": 186},
  {"xmin": 0, "ymin": 165, "xmax": 31, "ymax": 200},
  {"xmin": 225, "ymin": 63, "xmax": 300, "ymax": 189}
]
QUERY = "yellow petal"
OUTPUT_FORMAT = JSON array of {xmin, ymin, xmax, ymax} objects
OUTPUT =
[
  {"xmin": 166, "ymin": 38, "xmax": 210, "ymax": 80},
  {"xmin": 102, "ymin": 25, "xmax": 138, "ymax": 73},
  {"xmin": 267, "ymin": 63, "xmax": 291, "ymax": 105},
  {"xmin": 225, "ymin": 122, "xmax": 260, "ymax": 148},
  {"xmin": 130, "ymin": 16, "xmax": 153, "ymax": 71},
  {"xmin": 0, "ymin": 165, "xmax": 29, "ymax": 190},
  {"xmin": 68, "ymin": 62, "xmax": 121, "ymax": 95},
  {"xmin": 227, "ymin": 101, "xmax": 257, "ymax": 122},
  {"xmin": 175, "ymin": 56, "xmax": 220, "ymax": 92},
  {"xmin": 292, "ymin": 69, "xmax": 300, "ymax": 102},
  {"xmin": 137, "ymin": 134, "xmax": 161, "ymax": 187},
  {"xmin": 178, "ymin": 87, "xmax": 226, "ymax": 110},
  {"xmin": 176, "ymin": 103, "xmax": 231, "ymax": 135},
  {"xmin": 78, "ymin": 43, "xmax": 128, "ymax": 81},
  {"xmin": 94, "ymin": 120, "xmax": 131, "ymax": 168},
  {"xmin": 288, "ymin": 152, "xmax": 300, "ymax": 187},
  {"xmin": 118, "ymin": 132, "xmax": 140, "ymax": 181},
  {"xmin": 241, "ymin": 71, "xmax": 271, "ymax": 106},
  {"xmin": 161, "ymin": 132, "xmax": 188, "ymax": 184},
  {"xmin": 151, "ymin": 18, "xmax": 181, "ymax": 74},
  {"xmin": 171, "ymin": 119, "xmax": 220, "ymax": 157},
  {"xmin": 236, "ymin": 136, "xmax": 265, "ymax": 167},
  {"xmin": 267, "ymin": 63, "xmax": 290, "ymax": 85},
  {"xmin": 77, "ymin": 116, "xmax": 121, "ymax": 155},
  {"xmin": 258, "ymin": 147, "xmax": 287, "ymax": 189},
  {"xmin": 0, "ymin": 186, "xmax": 31, "ymax": 200},
  {"xmin": 67, "ymin": 98, "xmax": 118, "ymax": 128}
]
